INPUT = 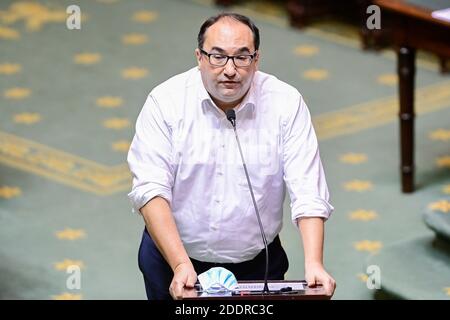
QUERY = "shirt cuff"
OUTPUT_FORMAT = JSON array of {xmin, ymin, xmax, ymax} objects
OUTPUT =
[
  {"xmin": 128, "ymin": 187, "xmax": 172, "ymax": 215},
  {"xmin": 291, "ymin": 196, "xmax": 334, "ymax": 225}
]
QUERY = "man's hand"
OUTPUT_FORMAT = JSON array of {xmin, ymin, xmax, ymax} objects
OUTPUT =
[
  {"xmin": 305, "ymin": 262, "xmax": 336, "ymax": 297},
  {"xmin": 169, "ymin": 262, "xmax": 197, "ymax": 300}
]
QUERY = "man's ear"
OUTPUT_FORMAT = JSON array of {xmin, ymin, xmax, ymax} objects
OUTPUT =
[
  {"xmin": 254, "ymin": 51, "xmax": 260, "ymax": 70},
  {"xmin": 194, "ymin": 48, "xmax": 202, "ymax": 67}
]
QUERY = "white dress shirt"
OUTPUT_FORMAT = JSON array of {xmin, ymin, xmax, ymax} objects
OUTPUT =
[{"xmin": 127, "ymin": 67, "xmax": 334, "ymax": 263}]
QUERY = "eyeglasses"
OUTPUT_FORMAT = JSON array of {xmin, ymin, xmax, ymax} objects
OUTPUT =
[{"xmin": 199, "ymin": 48, "xmax": 257, "ymax": 67}]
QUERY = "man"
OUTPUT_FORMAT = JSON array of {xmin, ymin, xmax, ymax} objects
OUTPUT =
[{"xmin": 127, "ymin": 12, "xmax": 335, "ymax": 300}]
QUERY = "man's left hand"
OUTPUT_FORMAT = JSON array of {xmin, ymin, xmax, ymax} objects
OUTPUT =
[{"xmin": 305, "ymin": 262, "xmax": 336, "ymax": 297}]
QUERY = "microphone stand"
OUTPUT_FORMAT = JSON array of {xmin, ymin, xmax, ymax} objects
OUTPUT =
[{"xmin": 226, "ymin": 109, "xmax": 270, "ymax": 294}]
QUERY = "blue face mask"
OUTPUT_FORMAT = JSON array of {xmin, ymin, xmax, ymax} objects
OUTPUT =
[{"xmin": 197, "ymin": 267, "xmax": 238, "ymax": 293}]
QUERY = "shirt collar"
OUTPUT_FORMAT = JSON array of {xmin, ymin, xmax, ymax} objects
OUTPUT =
[{"xmin": 197, "ymin": 69, "xmax": 257, "ymax": 117}]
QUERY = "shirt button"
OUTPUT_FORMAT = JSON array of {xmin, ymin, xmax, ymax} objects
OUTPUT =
[
  {"xmin": 217, "ymin": 171, "xmax": 223, "ymax": 176},
  {"xmin": 211, "ymin": 225, "xmax": 218, "ymax": 231}
]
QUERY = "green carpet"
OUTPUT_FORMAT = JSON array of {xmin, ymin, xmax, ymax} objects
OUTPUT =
[
  {"xmin": 0, "ymin": 0, "xmax": 449, "ymax": 299},
  {"xmin": 367, "ymin": 235, "xmax": 450, "ymax": 300},
  {"xmin": 424, "ymin": 201, "xmax": 450, "ymax": 242}
]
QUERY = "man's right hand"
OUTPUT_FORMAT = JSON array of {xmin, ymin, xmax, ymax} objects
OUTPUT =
[{"xmin": 169, "ymin": 262, "xmax": 197, "ymax": 300}]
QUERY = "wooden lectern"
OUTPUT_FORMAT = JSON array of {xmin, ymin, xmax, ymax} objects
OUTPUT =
[{"xmin": 183, "ymin": 280, "xmax": 330, "ymax": 300}]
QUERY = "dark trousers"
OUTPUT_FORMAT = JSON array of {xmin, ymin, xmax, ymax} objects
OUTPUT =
[{"xmin": 138, "ymin": 228, "xmax": 289, "ymax": 300}]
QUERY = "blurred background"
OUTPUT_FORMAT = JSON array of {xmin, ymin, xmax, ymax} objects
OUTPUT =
[{"xmin": 0, "ymin": 0, "xmax": 449, "ymax": 299}]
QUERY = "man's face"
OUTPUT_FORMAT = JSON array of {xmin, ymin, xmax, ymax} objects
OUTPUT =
[{"xmin": 195, "ymin": 18, "xmax": 259, "ymax": 108}]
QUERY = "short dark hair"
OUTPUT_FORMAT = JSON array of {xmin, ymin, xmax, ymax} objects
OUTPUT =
[{"xmin": 197, "ymin": 13, "xmax": 260, "ymax": 51}]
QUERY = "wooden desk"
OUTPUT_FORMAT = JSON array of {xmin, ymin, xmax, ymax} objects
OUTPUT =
[{"xmin": 374, "ymin": 0, "xmax": 450, "ymax": 192}]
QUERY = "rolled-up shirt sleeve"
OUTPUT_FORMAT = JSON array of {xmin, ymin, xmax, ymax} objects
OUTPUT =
[
  {"xmin": 282, "ymin": 94, "xmax": 334, "ymax": 224},
  {"xmin": 127, "ymin": 94, "xmax": 174, "ymax": 214}
]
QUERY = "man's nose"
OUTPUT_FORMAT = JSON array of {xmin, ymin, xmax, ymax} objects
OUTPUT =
[{"xmin": 223, "ymin": 58, "xmax": 236, "ymax": 77}]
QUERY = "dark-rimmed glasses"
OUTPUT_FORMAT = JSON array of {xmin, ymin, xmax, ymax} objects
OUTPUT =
[{"xmin": 199, "ymin": 48, "xmax": 257, "ymax": 67}]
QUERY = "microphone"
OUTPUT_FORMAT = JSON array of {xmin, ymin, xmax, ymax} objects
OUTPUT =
[{"xmin": 226, "ymin": 109, "xmax": 270, "ymax": 294}]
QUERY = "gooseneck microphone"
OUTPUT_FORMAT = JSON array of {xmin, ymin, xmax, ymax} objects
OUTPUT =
[{"xmin": 226, "ymin": 109, "xmax": 270, "ymax": 294}]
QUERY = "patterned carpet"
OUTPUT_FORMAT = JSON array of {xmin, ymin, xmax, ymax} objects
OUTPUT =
[{"xmin": 0, "ymin": 0, "xmax": 449, "ymax": 299}]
